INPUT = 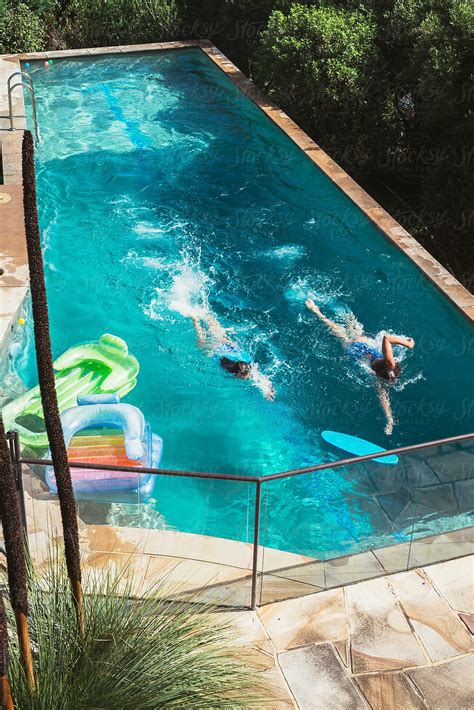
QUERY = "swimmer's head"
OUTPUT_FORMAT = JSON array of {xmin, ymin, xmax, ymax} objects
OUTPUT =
[
  {"xmin": 373, "ymin": 360, "xmax": 401, "ymax": 383},
  {"xmin": 220, "ymin": 357, "xmax": 251, "ymax": 379}
]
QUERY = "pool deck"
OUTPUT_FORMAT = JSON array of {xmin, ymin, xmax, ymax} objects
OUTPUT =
[{"xmin": 14, "ymin": 486, "xmax": 474, "ymax": 709}]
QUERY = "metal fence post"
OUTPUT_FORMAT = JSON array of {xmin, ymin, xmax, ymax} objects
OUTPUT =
[
  {"xmin": 6, "ymin": 431, "xmax": 28, "ymax": 541},
  {"xmin": 250, "ymin": 480, "xmax": 261, "ymax": 610}
]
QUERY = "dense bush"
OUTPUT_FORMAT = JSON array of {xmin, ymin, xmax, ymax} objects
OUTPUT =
[
  {"xmin": 253, "ymin": 5, "xmax": 382, "ymax": 168},
  {"xmin": 0, "ymin": 2, "xmax": 46, "ymax": 53},
  {"xmin": 251, "ymin": 0, "xmax": 473, "ymax": 282},
  {"xmin": 177, "ymin": 0, "xmax": 277, "ymax": 69},
  {"xmin": 375, "ymin": 0, "xmax": 474, "ymax": 279},
  {"xmin": 63, "ymin": 0, "xmax": 179, "ymax": 48}
]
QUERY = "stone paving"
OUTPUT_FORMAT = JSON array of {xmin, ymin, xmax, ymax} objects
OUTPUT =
[
  {"xmin": 17, "ymin": 487, "xmax": 474, "ymax": 709},
  {"xmin": 221, "ymin": 558, "xmax": 474, "ymax": 709}
]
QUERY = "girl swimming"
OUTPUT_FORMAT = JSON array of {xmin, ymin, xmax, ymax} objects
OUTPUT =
[
  {"xmin": 190, "ymin": 312, "xmax": 276, "ymax": 401},
  {"xmin": 306, "ymin": 298, "xmax": 415, "ymax": 434}
]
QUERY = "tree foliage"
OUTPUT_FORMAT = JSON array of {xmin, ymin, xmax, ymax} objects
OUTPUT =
[
  {"xmin": 254, "ymin": 5, "xmax": 382, "ymax": 166},
  {"xmin": 0, "ymin": 2, "xmax": 46, "ymax": 54},
  {"xmin": 63, "ymin": 0, "xmax": 179, "ymax": 48}
]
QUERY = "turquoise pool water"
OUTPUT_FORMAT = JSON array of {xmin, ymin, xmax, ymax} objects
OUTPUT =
[{"xmin": 17, "ymin": 50, "xmax": 473, "ymax": 556}]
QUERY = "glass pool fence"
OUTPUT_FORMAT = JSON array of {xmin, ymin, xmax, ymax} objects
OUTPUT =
[{"xmin": 7, "ymin": 431, "xmax": 474, "ymax": 609}]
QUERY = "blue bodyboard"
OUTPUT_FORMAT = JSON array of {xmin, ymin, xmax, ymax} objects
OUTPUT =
[{"xmin": 322, "ymin": 430, "xmax": 399, "ymax": 465}]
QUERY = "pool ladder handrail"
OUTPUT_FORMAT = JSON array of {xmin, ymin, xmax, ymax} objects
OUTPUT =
[{"xmin": 7, "ymin": 71, "xmax": 39, "ymax": 141}]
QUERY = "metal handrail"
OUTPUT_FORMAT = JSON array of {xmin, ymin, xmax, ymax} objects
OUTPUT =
[
  {"xmin": 9, "ymin": 429, "xmax": 474, "ymax": 609},
  {"xmin": 19, "ymin": 431, "xmax": 474, "ymax": 483},
  {"xmin": 7, "ymin": 76, "xmax": 39, "ymax": 141},
  {"xmin": 7, "ymin": 71, "xmax": 33, "ymax": 90}
]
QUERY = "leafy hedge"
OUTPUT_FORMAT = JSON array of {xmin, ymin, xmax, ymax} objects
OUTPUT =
[
  {"xmin": 0, "ymin": 2, "xmax": 46, "ymax": 53},
  {"xmin": 63, "ymin": 0, "xmax": 179, "ymax": 48},
  {"xmin": 254, "ymin": 5, "xmax": 382, "ymax": 168}
]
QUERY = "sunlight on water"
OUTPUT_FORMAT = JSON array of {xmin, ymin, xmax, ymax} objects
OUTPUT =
[{"xmin": 17, "ymin": 50, "xmax": 473, "ymax": 556}]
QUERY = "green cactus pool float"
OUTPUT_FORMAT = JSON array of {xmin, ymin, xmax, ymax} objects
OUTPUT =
[{"xmin": 2, "ymin": 334, "xmax": 139, "ymax": 449}]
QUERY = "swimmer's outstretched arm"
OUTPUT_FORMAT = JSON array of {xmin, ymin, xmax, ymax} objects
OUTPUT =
[
  {"xmin": 382, "ymin": 335, "xmax": 415, "ymax": 366},
  {"xmin": 192, "ymin": 315, "xmax": 207, "ymax": 346},
  {"xmin": 377, "ymin": 383, "xmax": 394, "ymax": 435},
  {"xmin": 251, "ymin": 365, "xmax": 276, "ymax": 401},
  {"xmin": 202, "ymin": 313, "xmax": 229, "ymax": 343},
  {"xmin": 306, "ymin": 299, "xmax": 349, "ymax": 343}
]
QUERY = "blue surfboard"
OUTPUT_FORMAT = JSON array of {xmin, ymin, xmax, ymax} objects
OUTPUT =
[{"xmin": 322, "ymin": 431, "xmax": 399, "ymax": 465}]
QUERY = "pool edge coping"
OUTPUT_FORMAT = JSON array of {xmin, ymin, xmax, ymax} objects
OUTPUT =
[{"xmin": 1, "ymin": 39, "xmax": 473, "ymax": 332}]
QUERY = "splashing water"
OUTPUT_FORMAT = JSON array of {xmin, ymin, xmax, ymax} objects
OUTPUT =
[{"xmin": 168, "ymin": 262, "xmax": 210, "ymax": 319}]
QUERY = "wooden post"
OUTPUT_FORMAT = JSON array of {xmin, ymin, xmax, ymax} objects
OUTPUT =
[
  {"xmin": 14, "ymin": 610, "xmax": 35, "ymax": 691},
  {"xmin": 0, "ymin": 676, "xmax": 14, "ymax": 710}
]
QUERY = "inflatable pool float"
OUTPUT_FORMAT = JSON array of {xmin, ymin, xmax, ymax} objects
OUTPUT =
[
  {"xmin": 2, "ymin": 334, "xmax": 139, "ymax": 449},
  {"xmin": 45, "ymin": 394, "xmax": 162, "ymax": 495}
]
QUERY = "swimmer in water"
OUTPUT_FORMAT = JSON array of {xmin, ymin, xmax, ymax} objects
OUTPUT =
[
  {"xmin": 190, "ymin": 312, "xmax": 276, "ymax": 401},
  {"xmin": 306, "ymin": 298, "xmax": 415, "ymax": 435}
]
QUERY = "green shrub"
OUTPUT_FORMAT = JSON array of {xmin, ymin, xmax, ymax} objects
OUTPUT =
[
  {"xmin": 6, "ymin": 551, "xmax": 271, "ymax": 708},
  {"xmin": 176, "ymin": 0, "xmax": 277, "ymax": 69},
  {"xmin": 253, "ymin": 4, "xmax": 381, "ymax": 167},
  {"xmin": 0, "ymin": 2, "xmax": 47, "ymax": 54},
  {"xmin": 63, "ymin": 0, "xmax": 179, "ymax": 48}
]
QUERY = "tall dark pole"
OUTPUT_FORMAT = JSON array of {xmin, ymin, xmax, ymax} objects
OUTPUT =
[
  {"xmin": 21, "ymin": 130, "xmax": 84, "ymax": 632},
  {"xmin": 0, "ymin": 590, "xmax": 14, "ymax": 710},
  {"xmin": 0, "ymin": 416, "xmax": 35, "ymax": 691}
]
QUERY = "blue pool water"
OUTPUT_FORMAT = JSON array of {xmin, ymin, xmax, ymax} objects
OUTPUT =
[{"xmin": 17, "ymin": 50, "xmax": 473, "ymax": 557}]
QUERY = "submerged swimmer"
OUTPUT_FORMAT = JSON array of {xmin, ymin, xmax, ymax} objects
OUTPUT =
[
  {"xmin": 306, "ymin": 299, "xmax": 415, "ymax": 435},
  {"xmin": 190, "ymin": 312, "xmax": 276, "ymax": 401}
]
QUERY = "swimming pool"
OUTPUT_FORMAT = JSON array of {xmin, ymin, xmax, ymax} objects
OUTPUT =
[{"xmin": 15, "ymin": 48, "xmax": 473, "ymax": 556}]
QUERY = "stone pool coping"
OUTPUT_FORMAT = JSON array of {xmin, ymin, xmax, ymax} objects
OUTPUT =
[{"xmin": 0, "ymin": 39, "xmax": 473, "ymax": 352}]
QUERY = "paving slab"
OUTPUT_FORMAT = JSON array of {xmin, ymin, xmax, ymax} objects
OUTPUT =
[
  {"xmin": 408, "ymin": 655, "xmax": 474, "ymax": 710},
  {"xmin": 324, "ymin": 551, "xmax": 384, "ymax": 587},
  {"xmin": 354, "ymin": 671, "xmax": 427, "ymax": 710},
  {"xmin": 259, "ymin": 574, "xmax": 321, "ymax": 605},
  {"xmin": 258, "ymin": 668, "xmax": 297, "ymax": 708},
  {"xmin": 347, "ymin": 577, "xmax": 427, "ymax": 672},
  {"xmin": 258, "ymin": 588, "xmax": 347, "ymax": 653},
  {"xmin": 424, "ymin": 556, "xmax": 474, "ymax": 614},
  {"xmin": 278, "ymin": 643, "xmax": 368, "ymax": 710},
  {"xmin": 407, "ymin": 528, "xmax": 474, "ymax": 568},
  {"xmin": 389, "ymin": 569, "xmax": 472, "ymax": 661},
  {"xmin": 459, "ymin": 612, "xmax": 474, "ymax": 634}
]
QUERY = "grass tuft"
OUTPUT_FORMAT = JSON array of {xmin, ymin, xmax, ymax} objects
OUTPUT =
[{"xmin": 5, "ymin": 548, "xmax": 272, "ymax": 709}]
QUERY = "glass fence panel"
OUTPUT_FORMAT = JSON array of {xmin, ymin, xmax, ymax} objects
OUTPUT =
[
  {"xmin": 22, "ymin": 461, "xmax": 256, "ymax": 607},
  {"xmin": 259, "ymin": 438, "xmax": 474, "ymax": 605},
  {"xmin": 403, "ymin": 437, "xmax": 474, "ymax": 569}
]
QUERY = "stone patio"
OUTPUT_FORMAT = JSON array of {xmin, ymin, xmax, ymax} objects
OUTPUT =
[
  {"xmin": 221, "ymin": 557, "xmax": 474, "ymax": 709},
  {"xmin": 17, "ymin": 486, "xmax": 474, "ymax": 708}
]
